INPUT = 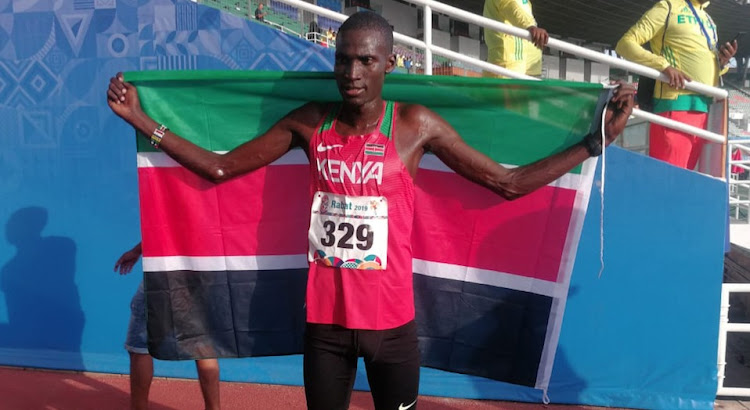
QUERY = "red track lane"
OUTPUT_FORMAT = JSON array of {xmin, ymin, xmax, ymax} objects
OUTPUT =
[{"xmin": 0, "ymin": 366, "xmax": 634, "ymax": 410}]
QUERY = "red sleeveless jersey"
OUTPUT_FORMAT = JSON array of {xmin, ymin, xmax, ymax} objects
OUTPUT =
[{"xmin": 306, "ymin": 101, "xmax": 415, "ymax": 330}]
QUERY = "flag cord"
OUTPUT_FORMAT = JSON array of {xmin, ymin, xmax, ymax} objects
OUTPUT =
[
  {"xmin": 598, "ymin": 104, "xmax": 608, "ymax": 278},
  {"xmin": 542, "ymin": 389, "xmax": 550, "ymax": 404}
]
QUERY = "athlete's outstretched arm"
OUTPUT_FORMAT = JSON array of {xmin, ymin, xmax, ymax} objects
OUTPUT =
[
  {"xmin": 107, "ymin": 73, "xmax": 321, "ymax": 183},
  {"xmin": 421, "ymin": 83, "xmax": 634, "ymax": 200}
]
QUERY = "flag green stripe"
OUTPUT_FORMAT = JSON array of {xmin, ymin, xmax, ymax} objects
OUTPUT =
[
  {"xmin": 129, "ymin": 71, "xmax": 602, "ymax": 174},
  {"xmin": 124, "ymin": 70, "xmax": 602, "ymax": 90}
]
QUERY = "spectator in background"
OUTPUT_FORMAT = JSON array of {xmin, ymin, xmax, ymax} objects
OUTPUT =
[
  {"xmin": 405, "ymin": 57, "xmax": 413, "ymax": 74},
  {"xmin": 255, "ymin": 3, "xmax": 266, "ymax": 22},
  {"xmin": 482, "ymin": 0, "xmax": 548, "ymax": 78},
  {"xmin": 396, "ymin": 53, "xmax": 405, "ymax": 69},
  {"xmin": 616, "ymin": 0, "xmax": 737, "ymax": 170},
  {"xmin": 309, "ymin": 20, "xmax": 320, "ymax": 35},
  {"xmin": 326, "ymin": 27, "xmax": 334, "ymax": 43},
  {"xmin": 115, "ymin": 243, "xmax": 222, "ymax": 410}
]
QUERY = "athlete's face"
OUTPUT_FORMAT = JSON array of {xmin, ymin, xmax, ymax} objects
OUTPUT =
[{"xmin": 334, "ymin": 28, "xmax": 395, "ymax": 106}]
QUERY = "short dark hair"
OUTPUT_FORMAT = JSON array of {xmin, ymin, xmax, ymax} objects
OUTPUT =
[{"xmin": 338, "ymin": 11, "xmax": 394, "ymax": 53}]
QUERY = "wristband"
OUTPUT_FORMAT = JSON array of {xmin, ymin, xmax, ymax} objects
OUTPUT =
[
  {"xmin": 150, "ymin": 124, "xmax": 168, "ymax": 149},
  {"xmin": 582, "ymin": 132, "xmax": 603, "ymax": 157}
]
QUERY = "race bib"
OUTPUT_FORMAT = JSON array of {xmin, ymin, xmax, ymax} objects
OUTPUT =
[{"xmin": 308, "ymin": 191, "xmax": 388, "ymax": 270}]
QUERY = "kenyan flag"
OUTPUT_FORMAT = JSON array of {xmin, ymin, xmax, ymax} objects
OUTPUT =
[{"xmin": 128, "ymin": 71, "xmax": 607, "ymax": 390}]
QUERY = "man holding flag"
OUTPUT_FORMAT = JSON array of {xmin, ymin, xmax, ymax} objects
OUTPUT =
[{"xmin": 107, "ymin": 11, "xmax": 633, "ymax": 410}]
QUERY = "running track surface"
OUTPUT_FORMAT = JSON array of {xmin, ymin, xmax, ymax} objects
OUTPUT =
[{"xmin": 0, "ymin": 366, "xmax": 631, "ymax": 410}]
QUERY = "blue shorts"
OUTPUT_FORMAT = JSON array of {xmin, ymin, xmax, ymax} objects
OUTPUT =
[{"xmin": 124, "ymin": 281, "xmax": 149, "ymax": 354}]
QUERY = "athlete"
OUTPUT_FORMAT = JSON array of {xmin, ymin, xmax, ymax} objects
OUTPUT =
[{"xmin": 107, "ymin": 11, "xmax": 634, "ymax": 410}]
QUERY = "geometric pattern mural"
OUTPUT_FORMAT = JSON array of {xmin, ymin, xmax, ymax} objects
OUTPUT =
[
  {"xmin": 0, "ymin": 0, "xmax": 334, "ymax": 197},
  {"xmin": 0, "ymin": 0, "xmax": 334, "ymax": 151}
]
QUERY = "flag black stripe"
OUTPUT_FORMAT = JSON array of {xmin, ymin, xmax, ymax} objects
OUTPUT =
[
  {"xmin": 414, "ymin": 273, "xmax": 552, "ymax": 387},
  {"xmin": 144, "ymin": 269, "xmax": 308, "ymax": 360}
]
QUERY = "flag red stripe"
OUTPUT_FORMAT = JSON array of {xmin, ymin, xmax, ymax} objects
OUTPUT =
[
  {"xmin": 412, "ymin": 170, "xmax": 576, "ymax": 283},
  {"xmin": 139, "ymin": 167, "xmax": 577, "ymax": 282},
  {"xmin": 138, "ymin": 166, "xmax": 311, "ymax": 257}
]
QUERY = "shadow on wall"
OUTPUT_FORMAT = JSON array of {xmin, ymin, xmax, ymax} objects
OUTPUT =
[{"xmin": 0, "ymin": 207, "xmax": 85, "ymax": 370}]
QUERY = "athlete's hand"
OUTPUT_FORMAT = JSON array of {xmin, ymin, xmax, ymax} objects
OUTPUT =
[
  {"xmin": 603, "ymin": 80, "xmax": 635, "ymax": 146},
  {"xmin": 107, "ymin": 72, "xmax": 144, "ymax": 125},
  {"xmin": 527, "ymin": 26, "xmax": 548, "ymax": 49},
  {"xmin": 661, "ymin": 66, "xmax": 691, "ymax": 89},
  {"xmin": 719, "ymin": 40, "xmax": 738, "ymax": 68}
]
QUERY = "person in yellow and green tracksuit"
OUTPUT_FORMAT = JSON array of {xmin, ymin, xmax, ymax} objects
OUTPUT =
[
  {"xmin": 482, "ymin": 0, "xmax": 548, "ymax": 78},
  {"xmin": 616, "ymin": 0, "xmax": 737, "ymax": 170}
]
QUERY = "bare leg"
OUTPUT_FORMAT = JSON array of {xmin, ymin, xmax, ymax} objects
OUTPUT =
[
  {"xmin": 196, "ymin": 359, "xmax": 221, "ymax": 410},
  {"xmin": 129, "ymin": 352, "xmax": 153, "ymax": 410}
]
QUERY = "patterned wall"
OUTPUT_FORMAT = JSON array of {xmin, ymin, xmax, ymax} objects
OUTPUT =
[
  {"xmin": 0, "ymin": 0, "xmax": 334, "ymax": 202},
  {"xmin": 0, "ymin": 0, "xmax": 332, "ymax": 374}
]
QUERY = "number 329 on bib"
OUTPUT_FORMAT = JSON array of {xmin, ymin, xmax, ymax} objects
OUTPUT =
[{"xmin": 308, "ymin": 192, "xmax": 388, "ymax": 270}]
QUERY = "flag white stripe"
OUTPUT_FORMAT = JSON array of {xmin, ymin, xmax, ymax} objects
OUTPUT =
[
  {"xmin": 136, "ymin": 150, "xmax": 309, "ymax": 168},
  {"xmin": 412, "ymin": 259, "xmax": 566, "ymax": 298},
  {"xmin": 137, "ymin": 151, "xmax": 582, "ymax": 190},
  {"xmin": 534, "ymin": 156, "xmax": 598, "ymax": 391},
  {"xmin": 142, "ymin": 255, "xmax": 308, "ymax": 272},
  {"xmin": 142, "ymin": 255, "xmax": 565, "ymax": 298}
]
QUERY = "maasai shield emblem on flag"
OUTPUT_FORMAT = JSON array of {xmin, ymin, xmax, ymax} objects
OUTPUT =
[{"xmin": 129, "ymin": 71, "xmax": 607, "ymax": 391}]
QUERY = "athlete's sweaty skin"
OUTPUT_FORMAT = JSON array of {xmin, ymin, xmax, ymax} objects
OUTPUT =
[{"xmin": 107, "ymin": 28, "xmax": 634, "ymax": 203}]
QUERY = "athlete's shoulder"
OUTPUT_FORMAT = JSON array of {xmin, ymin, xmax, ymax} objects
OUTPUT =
[
  {"xmin": 395, "ymin": 102, "xmax": 436, "ymax": 120},
  {"xmin": 396, "ymin": 103, "xmax": 445, "ymax": 128},
  {"xmin": 394, "ymin": 103, "xmax": 451, "ymax": 146},
  {"xmin": 287, "ymin": 101, "xmax": 328, "ymax": 123},
  {"xmin": 276, "ymin": 102, "xmax": 329, "ymax": 143}
]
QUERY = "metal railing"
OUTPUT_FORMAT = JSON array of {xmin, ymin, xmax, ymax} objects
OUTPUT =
[
  {"xmin": 266, "ymin": 20, "xmax": 303, "ymax": 38},
  {"xmin": 729, "ymin": 139, "xmax": 750, "ymax": 222},
  {"xmin": 718, "ymin": 283, "xmax": 750, "ymax": 397},
  {"xmin": 276, "ymin": 0, "xmax": 728, "ymax": 146},
  {"xmin": 306, "ymin": 31, "xmax": 335, "ymax": 48},
  {"xmin": 201, "ymin": 0, "xmax": 305, "ymax": 36}
]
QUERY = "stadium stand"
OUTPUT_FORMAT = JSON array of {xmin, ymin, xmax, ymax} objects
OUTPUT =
[
  {"xmin": 317, "ymin": 0, "xmax": 343, "ymax": 31},
  {"xmin": 729, "ymin": 88, "xmax": 750, "ymax": 139}
]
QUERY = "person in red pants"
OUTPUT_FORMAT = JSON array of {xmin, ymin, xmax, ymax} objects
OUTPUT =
[{"xmin": 616, "ymin": 0, "xmax": 737, "ymax": 169}]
